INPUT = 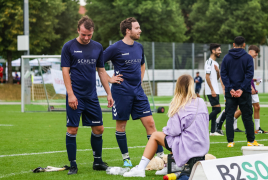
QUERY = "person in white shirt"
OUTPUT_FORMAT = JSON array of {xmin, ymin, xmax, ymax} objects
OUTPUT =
[{"xmin": 205, "ymin": 43, "xmax": 222, "ymax": 136}]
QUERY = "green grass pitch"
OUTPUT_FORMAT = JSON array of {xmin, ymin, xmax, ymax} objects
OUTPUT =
[{"xmin": 1, "ymin": 103, "xmax": 268, "ymax": 179}]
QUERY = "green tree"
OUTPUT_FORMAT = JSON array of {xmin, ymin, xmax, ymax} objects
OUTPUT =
[
  {"xmin": 86, "ymin": 0, "xmax": 187, "ymax": 48},
  {"xmin": 42, "ymin": 0, "xmax": 81, "ymax": 55},
  {"xmin": 0, "ymin": 0, "xmax": 24, "ymax": 83},
  {"xmin": 189, "ymin": 0, "xmax": 268, "ymax": 44},
  {"xmin": 0, "ymin": 0, "xmax": 65, "ymax": 83}
]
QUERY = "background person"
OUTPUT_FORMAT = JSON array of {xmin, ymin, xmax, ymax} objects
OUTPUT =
[
  {"xmin": 0, "ymin": 64, "xmax": 3, "ymax": 84},
  {"xmin": 194, "ymin": 72, "xmax": 203, "ymax": 97},
  {"xmin": 221, "ymin": 36, "xmax": 263, "ymax": 147},
  {"xmin": 123, "ymin": 74, "xmax": 209, "ymax": 178},
  {"xmin": 205, "ymin": 43, "xmax": 223, "ymax": 136}
]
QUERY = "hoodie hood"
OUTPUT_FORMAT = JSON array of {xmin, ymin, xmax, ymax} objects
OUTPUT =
[{"xmin": 229, "ymin": 48, "xmax": 247, "ymax": 59}]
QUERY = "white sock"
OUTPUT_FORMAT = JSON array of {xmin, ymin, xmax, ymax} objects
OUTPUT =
[
  {"xmin": 137, "ymin": 156, "xmax": 150, "ymax": 170},
  {"xmin": 233, "ymin": 118, "xmax": 238, "ymax": 129},
  {"xmin": 254, "ymin": 119, "xmax": 260, "ymax": 130}
]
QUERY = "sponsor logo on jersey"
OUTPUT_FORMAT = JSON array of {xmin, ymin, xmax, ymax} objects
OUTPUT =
[
  {"xmin": 74, "ymin": 50, "xmax": 82, "ymax": 53},
  {"xmin": 125, "ymin": 59, "xmax": 141, "ymax": 65},
  {"xmin": 143, "ymin": 111, "xmax": 151, "ymax": 114},
  {"xmin": 122, "ymin": 53, "xmax": 129, "ymax": 55},
  {"xmin": 77, "ymin": 59, "xmax": 96, "ymax": 64},
  {"xmin": 92, "ymin": 121, "xmax": 101, "ymax": 123}
]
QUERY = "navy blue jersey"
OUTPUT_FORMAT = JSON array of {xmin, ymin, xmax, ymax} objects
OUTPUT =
[
  {"xmin": 194, "ymin": 76, "xmax": 203, "ymax": 89},
  {"xmin": 103, "ymin": 40, "xmax": 145, "ymax": 95},
  {"xmin": 61, "ymin": 39, "xmax": 104, "ymax": 98}
]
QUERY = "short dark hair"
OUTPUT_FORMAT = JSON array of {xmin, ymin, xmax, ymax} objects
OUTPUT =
[
  {"xmin": 209, "ymin": 43, "xmax": 221, "ymax": 53},
  {"xmin": 196, "ymin": 72, "xmax": 199, "ymax": 74},
  {"xmin": 234, "ymin": 36, "xmax": 245, "ymax": 47},
  {"xmin": 77, "ymin": 16, "xmax": 94, "ymax": 31},
  {"xmin": 120, "ymin": 17, "xmax": 138, "ymax": 36},
  {"xmin": 248, "ymin": 45, "xmax": 260, "ymax": 53}
]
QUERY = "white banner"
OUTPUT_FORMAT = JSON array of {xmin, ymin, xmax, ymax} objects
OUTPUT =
[
  {"xmin": 49, "ymin": 69, "xmax": 114, "ymax": 96},
  {"xmin": 33, "ymin": 73, "xmax": 53, "ymax": 84},
  {"xmin": 190, "ymin": 153, "xmax": 268, "ymax": 180},
  {"xmin": 96, "ymin": 70, "xmax": 114, "ymax": 96},
  {"xmin": 51, "ymin": 69, "xmax": 66, "ymax": 95}
]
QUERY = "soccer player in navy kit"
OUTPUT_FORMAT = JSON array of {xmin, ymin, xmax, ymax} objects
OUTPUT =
[
  {"xmin": 61, "ymin": 16, "xmax": 122, "ymax": 175},
  {"xmin": 194, "ymin": 72, "xmax": 203, "ymax": 97},
  {"xmin": 103, "ymin": 17, "xmax": 164, "ymax": 167}
]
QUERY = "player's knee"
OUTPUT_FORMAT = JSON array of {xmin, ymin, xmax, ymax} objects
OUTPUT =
[
  {"xmin": 92, "ymin": 126, "xmax": 104, "ymax": 134},
  {"xmin": 146, "ymin": 119, "xmax": 156, "ymax": 130},
  {"xmin": 67, "ymin": 127, "xmax": 78, "ymax": 135},
  {"xmin": 254, "ymin": 104, "xmax": 260, "ymax": 112}
]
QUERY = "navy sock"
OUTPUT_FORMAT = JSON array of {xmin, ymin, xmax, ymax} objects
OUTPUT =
[
  {"xmin": 91, "ymin": 132, "xmax": 103, "ymax": 164},
  {"xmin": 115, "ymin": 131, "xmax": 130, "ymax": 160},
  {"xmin": 66, "ymin": 132, "xmax": 77, "ymax": 167},
  {"xmin": 147, "ymin": 135, "xmax": 164, "ymax": 155}
]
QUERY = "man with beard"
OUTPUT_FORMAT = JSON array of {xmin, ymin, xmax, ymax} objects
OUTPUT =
[
  {"xmin": 205, "ymin": 43, "xmax": 223, "ymax": 136},
  {"xmin": 103, "ymin": 17, "xmax": 164, "ymax": 167},
  {"xmin": 221, "ymin": 36, "xmax": 263, "ymax": 147}
]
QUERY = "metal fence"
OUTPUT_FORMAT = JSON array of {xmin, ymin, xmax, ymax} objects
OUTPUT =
[{"xmin": 109, "ymin": 41, "xmax": 268, "ymax": 96}]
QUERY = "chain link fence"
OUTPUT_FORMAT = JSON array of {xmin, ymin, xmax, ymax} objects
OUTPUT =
[{"xmin": 108, "ymin": 41, "xmax": 268, "ymax": 97}]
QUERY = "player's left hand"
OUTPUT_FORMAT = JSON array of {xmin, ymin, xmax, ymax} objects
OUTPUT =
[
  {"xmin": 109, "ymin": 74, "xmax": 124, "ymax": 84},
  {"xmin": 107, "ymin": 94, "xmax": 113, "ymax": 108},
  {"xmin": 235, "ymin": 89, "xmax": 243, "ymax": 97}
]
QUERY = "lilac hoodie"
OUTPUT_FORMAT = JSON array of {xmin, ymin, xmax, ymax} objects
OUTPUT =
[{"xmin": 162, "ymin": 98, "xmax": 209, "ymax": 167}]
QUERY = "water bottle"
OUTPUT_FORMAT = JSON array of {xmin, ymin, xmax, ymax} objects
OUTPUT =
[{"xmin": 106, "ymin": 167, "xmax": 130, "ymax": 175}]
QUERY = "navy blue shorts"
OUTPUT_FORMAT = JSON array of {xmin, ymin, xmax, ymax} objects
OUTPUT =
[
  {"xmin": 195, "ymin": 87, "xmax": 201, "ymax": 94},
  {"xmin": 112, "ymin": 92, "xmax": 152, "ymax": 120},
  {"xmin": 66, "ymin": 96, "xmax": 103, "ymax": 127}
]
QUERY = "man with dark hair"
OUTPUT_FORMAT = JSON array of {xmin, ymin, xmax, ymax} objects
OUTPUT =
[
  {"xmin": 232, "ymin": 45, "xmax": 267, "ymax": 134},
  {"xmin": 205, "ymin": 43, "xmax": 223, "ymax": 136},
  {"xmin": 61, "ymin": 16, "xmax": 122, "ymax": 175},
  {"xmin": 194, "ymin": 72, "xmax": 203, "ymax": 97},
  {"xmin": 221, "ymin": 36, "xmax": 263, "ymax": 147},
  {"xmin": 103, "ymin": 17, "xmax": 164, "ymax": 167}
]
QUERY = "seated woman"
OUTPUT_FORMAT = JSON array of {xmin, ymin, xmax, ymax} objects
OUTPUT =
[{"xmin": 123, "ymin": 74, "xmax": 210, "ymax": 178}]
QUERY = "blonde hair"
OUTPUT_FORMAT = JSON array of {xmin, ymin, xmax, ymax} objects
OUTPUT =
[{"xmin": 168, "ymin": 74, "xmax": 197, "ymax": 117}]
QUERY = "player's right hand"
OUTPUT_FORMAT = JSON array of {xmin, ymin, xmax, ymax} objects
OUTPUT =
[
  {"xmin": 211, "ymin": 90, "xmax": 216, "ymax": 97},
  {"xmin": 252, "ymin": 89, "xmax": 256, "ymax": 95},
  {"xmin": 68, "ymin": 94, "xmax": 78, "ymax": 110}
]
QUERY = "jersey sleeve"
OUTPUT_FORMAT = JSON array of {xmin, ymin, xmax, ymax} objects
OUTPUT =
[
  {"xmin": 205, "ymin": 59, "xmax": 212, "ymax": 74},
  {"xmin": 96, "ymin": 45, "xmax": 104, "ymax": 68},
  {"xmin": 61, "ymin": 43, "xmax": 71, "ymax": 67},
  {"xmin": 103, "ymin": 44, "xmax": 116, "ymax": 63},
  {"xmin": 141, "ymin": 45, "xmax": 145, "ymax": 65}
]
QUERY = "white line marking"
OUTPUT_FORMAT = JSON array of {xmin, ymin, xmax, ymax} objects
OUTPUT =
[
  {"xmin": 1, "ymin": 139, "xmax": 268, "ymax": 158},
  {"xmin": 210, "ymin": 139, "xmax": 268, "ymax": 144},
  {"xmin": 0, "ymin": 124, "xmax": 13, "ymax": 126},
  {"xmin": 0, "ymin": 171, "xmax": 30, "ymax": 179},
  {"xmin": 0, "ymin": 146, "xmax": 146, "ymax": 158},
  {"xmin": 80, "ymin": 126, "xmax": 115, "ymax": 129}
]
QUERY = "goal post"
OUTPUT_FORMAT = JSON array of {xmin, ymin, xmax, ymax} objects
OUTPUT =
[{"xmin": 21, "ymin": 55, "xmax": 156, "ymax": 113}]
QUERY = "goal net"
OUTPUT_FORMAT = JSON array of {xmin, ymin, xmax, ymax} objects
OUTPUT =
[{"xmin": 21, "ymin": 55, "xmax": 156, "ymax": 113}]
